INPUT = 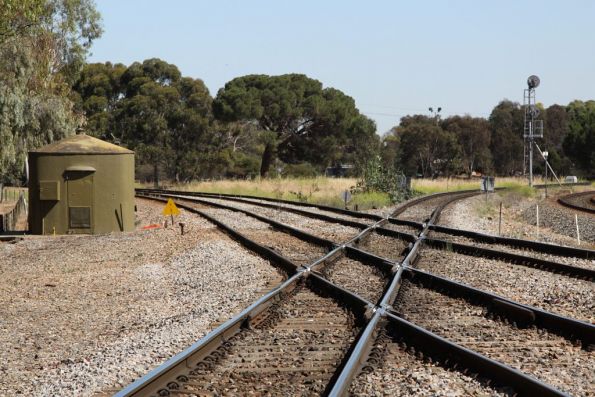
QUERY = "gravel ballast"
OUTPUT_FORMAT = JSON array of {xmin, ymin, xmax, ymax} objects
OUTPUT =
[
  {"xmin": 230, "ymin": 196, "xmax": 371, "ymax": 223},
  {"xmin": 523, "ymin": 200, "xmax": 595, "ymax": 243},
  {"xmin": 320, "ymin": 257, "xmax": 388, "ymax": 304},
  {"xmin": 356, "ymin": 232, "xmax": 409, "ymax": 263},
  {"xmin": 350, "ymin": 336, "xmax": 512, "ymax": 396},
  {"xmin": 440, "ymin": 193, "xmax": 594, "ymax": 249},
  {"xmin": 185, "ymin": 195, "xmax": 362, "ymax": 243},
  {"xmin": 0, "ymin": 199, "xmax": 283, "ymax": 396},
  {"xmin": 395, "ymin": 282, "xmax": 594, "ymax": 396},
  {"xmin": 184, "ymin": 286, "xmax": 360, "ymax": 395},
  {"xmin": 381, "ymin": 222, "xmax": 421, "ymax": 236},
  {"xmin": 415, "ymin": 248, "xmax": 595, "ymax": 323},
  {"xmin": 428, "ymin": 230, "xmax": 595, "ymax": 271}
]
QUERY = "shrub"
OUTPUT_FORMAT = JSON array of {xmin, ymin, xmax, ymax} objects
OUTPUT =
[{"xmin": 354, "ymin": 156, "xmax": 413, "ymax": 203}]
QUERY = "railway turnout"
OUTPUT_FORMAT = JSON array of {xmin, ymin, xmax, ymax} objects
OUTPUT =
[{"xmin": 114, "ymin": 188, "xmax": 594, "ymax": 396}]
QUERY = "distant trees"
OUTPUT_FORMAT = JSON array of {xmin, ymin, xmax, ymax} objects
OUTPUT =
[
  {"xmin": 1, "ymin": 5, "xmax": 592, "ymax": 185},
  {"xmin": 70, "ymin": 69, "xmax": 378, "ymax": 181},
  {"xmin": 213, "ymin": 74, "xmax": 378, "ymax": 176},
  {"xmin": 382, "ymin": 99, "xmax": 594, "ymax": 178},
  {"xmin": 563, "ymin": 100, "xmax": 595, "ymax": 175},
  {"xmin": 442, "ymin": 116, "xmax": 491, "ymax": 176},
  {"xmin": 73, "ymin": 59, "xmax": 213, "ymax": 182},
  {"xmin": 0, "ymin": 0, "xmax": 102, "ymax": 184},
  {"xmin": 384, "ymin": 114, "xmax": 484, "ymax": 178},
  {"xmin": 488, "ymin": 100, "xmax": 524, "ymax": 175}
]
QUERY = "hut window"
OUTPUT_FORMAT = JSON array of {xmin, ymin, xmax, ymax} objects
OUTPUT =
[{"xmin": 69, "ymin": 206, "xmax": 91, "ymax": 228}]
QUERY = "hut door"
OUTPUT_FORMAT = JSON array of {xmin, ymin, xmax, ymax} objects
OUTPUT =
[{"xmin": 66, "ymin": 172, "xmax": 94, "ymax": 233}]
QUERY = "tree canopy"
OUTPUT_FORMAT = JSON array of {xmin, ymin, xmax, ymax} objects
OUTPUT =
[
  {"xmin": 0, "ymin": 0, "xmax": 102, "ymax": 184},
  {"xmin": 213, "ymin": 74, "xmax": 378, "ymax": 176},
  {"xmin": 1, "ymin": 6, "xmax": 593, "ymax": 184},
  {"xmin": 74, "ymin": 59, "xmax": 213, "ymax": 182},
  {"xmin": 381, "ymin": 99, "xmax": 594, "ymax": 178}
]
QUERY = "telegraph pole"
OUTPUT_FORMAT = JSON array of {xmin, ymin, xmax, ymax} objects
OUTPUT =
[{"xmin": 523, "ymin": 75, "xmax": 543, "ymax": 187}]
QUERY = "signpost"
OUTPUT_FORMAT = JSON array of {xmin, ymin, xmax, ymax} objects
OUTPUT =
[
  {"xmin": 162, "ymin": 198, "xmax": 180, "ymax": 227},
  {"xmin": 480, "ymin": 176, "xmax": 495, "ymax": 202},
  {"xmin": 341, "ymin": 190, "xmax": 352, "ymax": 209},
  {"xmin": 480, "ymin": 176, "xmax": 495, "ymax": 192}
]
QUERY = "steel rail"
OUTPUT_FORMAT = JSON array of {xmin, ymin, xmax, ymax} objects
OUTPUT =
[
  {"xmin": 327, "ymin": 309, "xmax": 384, "ymax": 397},
  {"xmin": 383, "ymin": 312, "xmax": 570, "ymax": 397},
  {"xmin": 327, "ymin": 189, "xmax": 590, "ymax": 396},
  {"xmin": 326, "ymin": 209, "xmax": 429, "ymax": 395},
  {"xmin": 130, "ymin": 189, "xmax": 587, "ymax": 396},
  {"xmin": 137, "ymin": 194, "xmax": 299, "ymax": 275},
  {"xmin": 424, "ymin": 237, "xmax": 595, "ymax": 280},
  {"xmin": 123, "ymin": 194, "xmax": 395, "ymax": 396},
  {"xmin": 389, "ymin": 189, "xmax": 478, "ymax": 219},
  {"xmin": 132, "ymin": 188, "xmax": 420, "ymax": 397},
  {"xmin": 173, "ymin": 190, "xmax": 372, "ymax": 229},
  {"xmin": 136, "ymin": 188, "xmax": 383, "ymax": 222},
  {"xmin": 147, "ymin": 191, "xmax": 414, "ymax": 282},
  {"xmin": 558, "ymin": 190, "xmax": 595, "ymax": 214},
  {"xmin": 147, "ymin": 192, "xmax": 338, "ymax": 249},
  {"xmin": 114, "ymin": 273, "xmax": 303, "ymax": 397},
  {"xmin": 398, "ymin": 267, "xmax": 595, "ymax": 346},
  {"xmin": 430, "ymin": 224, "xmax": 595, "ymax": 259},
  {"xmin": 385, "ymin": 217, "xmax": 424, "ymax": 232},
  {"xmin": 534, "ymin": 182, "xmax": 591, "ymax": 189}
]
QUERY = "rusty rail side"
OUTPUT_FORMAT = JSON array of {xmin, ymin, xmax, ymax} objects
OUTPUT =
[
  {"xmin": 399, "ymin": 267, "xmax": 595, "ymax": 346},
  {"xmin": 424, "ymin": 237, "xmax": 595, "ymax": 280},
  {"xmin": 384, "ymin": 312, "xmax": 569, "ymax": 397},
  {"xmin": 123, "ymin": 194, "xmax": 382, "ymax": 397},
  {"xmin": 558, "ymin": 190, "xmax": 595, "ymax": 214},
  {"xmin": 430, "ymin": 224, "xmax": 595, "ymax": 259},
  {"xmin": 151, "ymin": 192, "xmax": 339, "ymax": 250},
  {"xmin": 137, "ymin": 188, "xmax": 382, "ymax": 221}
]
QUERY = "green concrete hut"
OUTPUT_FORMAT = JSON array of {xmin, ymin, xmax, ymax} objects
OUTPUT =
[{"xmin": 28, "ymin": 134, "xmax": 135, "ymax": 235}]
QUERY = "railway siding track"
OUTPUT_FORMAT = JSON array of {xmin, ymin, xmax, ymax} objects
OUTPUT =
[
  {"xmin": 175, "ymin": 194, "xmax": 362, "ymax": 243},
  {"xmin": 558, "ymin": 190, "xmax": 595, "ymax": 214},
  {"xmin": 431, "ymin": 223, "xmax": 595, "ymax": 259},
  {"xmin": 413, "ymin": 246, "xmax": 595, "ymax": 323},
  {"xmin": 429, "ymin": 230, "xmax": 595, "ymax": 271},
  {"xmin": 137, "ymin": 189, "xmax": 376, "ymax": 229},
  {"xmin": 119, "ymin": 189, "xmax": 594, "ymax": 396},
  {"xmin": 168, "ymin": 281, "xmax": 364, "ymax": 396},
  {"xmin": 393, "ymin": 280, "xmax": 594, "ymax": 396},
  {"xmin": 424, "ymin": 236, "xmax": 595, "ymax": 280},
  {"xmin": 165, "ymin": 189, "xmax": 383, "ymax": 222}
]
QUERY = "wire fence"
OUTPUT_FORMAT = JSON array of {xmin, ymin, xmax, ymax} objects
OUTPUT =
[{"xmin": 0, "ymin": 186, "xmax": 28, "ymax": 232}]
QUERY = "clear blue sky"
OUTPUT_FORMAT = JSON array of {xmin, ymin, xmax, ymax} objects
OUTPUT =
[{"xmin": 88, "ymin": 0, "xmax": 595, "ymax": 135}]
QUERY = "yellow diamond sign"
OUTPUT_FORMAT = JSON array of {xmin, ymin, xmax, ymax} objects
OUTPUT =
[{"xmin": 162, "ymin": 198, "xmax": 180, "ymax": 216}]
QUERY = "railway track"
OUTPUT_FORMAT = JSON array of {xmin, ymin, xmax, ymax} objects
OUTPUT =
[
  {"xmin": 167, "ymin": 281, "xmax": 363, "ymax": 396},
  {"xmin": 393, "ymin": 280, "xmax": 594, "ymax": 396},
  {"xmin": 115, "ymin": 189, "xmax": 594, "ymax": 396},
  {"xmin": 558, "ymin": 190, "xmax": 595, "ymax": 214}
]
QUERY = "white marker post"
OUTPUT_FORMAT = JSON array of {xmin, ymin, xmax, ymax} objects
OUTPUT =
[
  {"xmin": 575, "ymin": 214, "xmax": 581, "ymax": 245},
  {"xmin": 498, "ymin": 202, "xmax": 502, "ymax": 236}
]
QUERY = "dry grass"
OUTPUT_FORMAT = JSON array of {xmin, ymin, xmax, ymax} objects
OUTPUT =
[
  {"xmin": 161, "ymin": 177, "xmax": 389, "ymax": 208},
  {"xmin": 411, "ymin": 177, "xmax": 545, "ymax": 194},
  {"xmin": 143, "ymin": 176, "xmax": 589, "ymax": 210},
  {"xmin": 174, "ymin": 177, "xmax": 358, "ymax": 201}
]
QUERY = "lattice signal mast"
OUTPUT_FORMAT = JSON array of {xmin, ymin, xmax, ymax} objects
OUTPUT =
[{"xmin": 523, "ymin": 75, "xmax": 543, "ymax": 187}]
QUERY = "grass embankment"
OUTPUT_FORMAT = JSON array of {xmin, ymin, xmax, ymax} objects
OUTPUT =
[
  {"xmin": 162, "ymin": 177, "xmax": 391, "ymax": 210},
  {"xmin": 411, "ymin": 176, "xmax": 546, "ymax": 195},
  {"xmin": 154, "ymin": 176, "xmax": 589, "ymax": 211}
]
